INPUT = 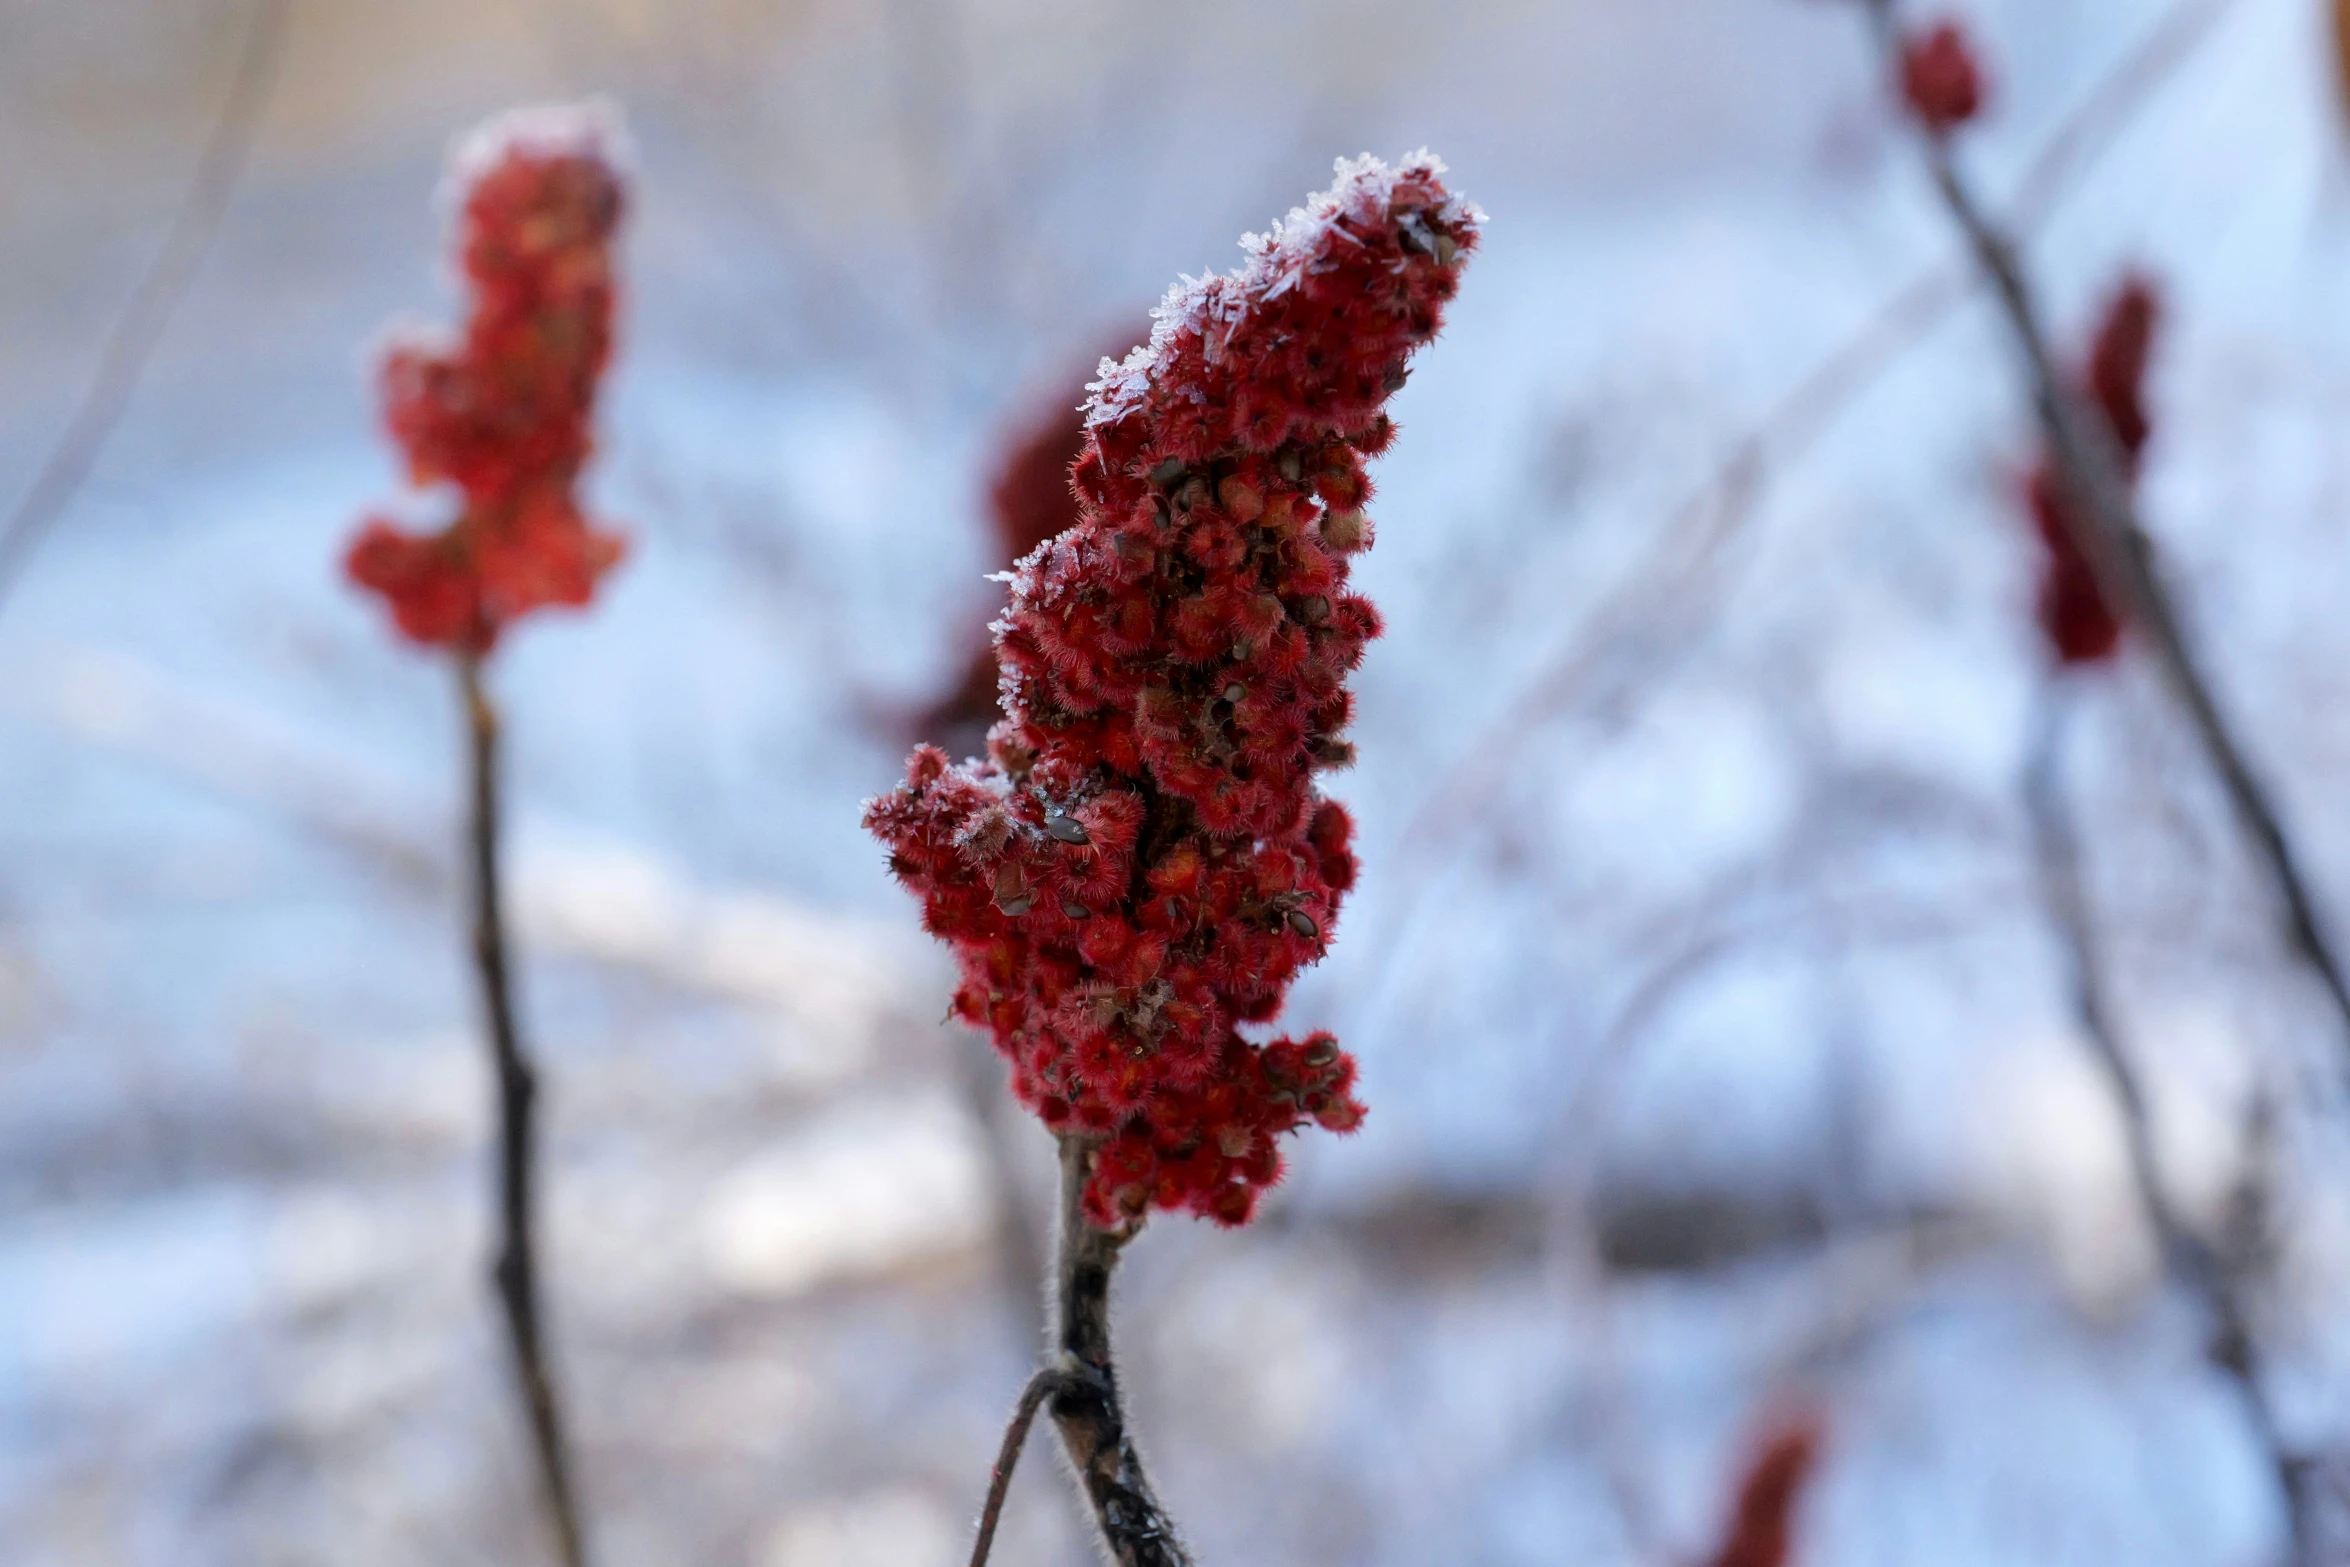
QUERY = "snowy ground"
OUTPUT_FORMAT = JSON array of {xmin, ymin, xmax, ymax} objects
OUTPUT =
[{"xmin": 7, "ymin": 0, "xmax": 2350, "ymax": 1562}]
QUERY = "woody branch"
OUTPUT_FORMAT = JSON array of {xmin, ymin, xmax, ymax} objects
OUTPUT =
[{"xmin": 1861, "ymin": 0, "xmax": 2350, "ymax": 1067}]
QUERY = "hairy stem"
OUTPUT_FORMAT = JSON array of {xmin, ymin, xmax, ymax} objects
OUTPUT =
[
  {"xmin": 968, "ymin": 1366, "xmax": 1083, "ymax": 1567},
  {"xmin": 1041, "ymin": 1135, "xmax": 1193, "ymax": 1566},
  {"xmin": 1862, "ymin": 0, "xmax": 2350, "ymax": 1069},
  {"xmin": 2025, "ymin": 687, "xmax": 2308, "ymax": 1561},
  {"xmin": 461, "ymin": 655, "xmax": 591, "ymax": 1567}
]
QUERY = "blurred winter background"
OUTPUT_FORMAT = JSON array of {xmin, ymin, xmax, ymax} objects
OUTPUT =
[{"xmin": 8, "ymin": 0, "xmax": 2350, "ymax": 1562}]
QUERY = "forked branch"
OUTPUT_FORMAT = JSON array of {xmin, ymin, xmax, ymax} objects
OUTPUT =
[
  {"xmin": 1045, "ymin": 1136, "xmax": 1193, "ymax": 1566},
  {"xmin": 968, "ymin": 1139, "xmax": 1191, "ymax": 1567},
  {"xmin": 968, "ymin": 1366, "xmax": 1082, "ymax": 1567}
]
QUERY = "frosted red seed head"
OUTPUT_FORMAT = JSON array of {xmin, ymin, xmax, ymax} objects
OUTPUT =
[{"xmin": 864, "ymin": 152, "xmax": 1475, "ymax": 1227}]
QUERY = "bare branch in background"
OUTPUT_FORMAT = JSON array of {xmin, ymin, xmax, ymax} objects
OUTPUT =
[
  {"xmin": 2024, "ymin": 683, "xmax": 2309, "ymax": 1562},
  {"xmin": 0, "ymin": 0, "xmax": 290, "ymax": 614},
  {"xmin": 1378, "ymin": 0, "xmax": 2244, "ymax": 962},
  {"xmin": 1857, "ymin": 0, "xmax": 2350, "ymax": 1068},
  {"xmin": 1535, "ymin": 767, "xmax": 2020, "ymax": 1562}
]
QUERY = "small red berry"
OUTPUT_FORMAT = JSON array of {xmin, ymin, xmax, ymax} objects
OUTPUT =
[{"xmin": 1900, "ymin": 21, "xmax": 1987, "ymax": 136}]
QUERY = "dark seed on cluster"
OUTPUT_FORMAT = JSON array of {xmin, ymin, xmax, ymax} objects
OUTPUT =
[
  {"xmin": 1222, "ymin": 683, "xmax": 1246, "ymax": 702},
  {"xmin": 1061, "ymin": 901, "xmax": 1091, "ymax": 920},
  {"xmin": 1287, "ymin": 910, "xmax": 1319, "ymax": 938},
  {"xmin": 1044, "ymin": 812, "xmax": 1091, "ymax": 845},
  {"xmin": 1150, "ymin": 457, "xmax": 1186, "ymax": 486}
]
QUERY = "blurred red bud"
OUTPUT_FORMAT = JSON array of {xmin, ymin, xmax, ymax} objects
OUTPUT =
[{"xmin": 1900, "ymin": 21, "xmax": 1986, "ymax": 136}]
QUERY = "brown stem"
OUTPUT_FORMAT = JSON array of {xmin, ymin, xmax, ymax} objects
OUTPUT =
[
  {"xmin": 1861, "ymin": 0, "xmax": 2350, "ymax": 1072},
  {"xmin": 968, "ymin": 1366, "xmax": 1085, "ymax": 1567},
  {"xmin": 2025, "ymin": 686, "xmax": 2310, "ymax": 1562},
  {"xmin": 461, "ymin": 655, "xmax": 591, "ymax": 1567},
  {"xmin": 1040, "ymin": 1135, "xmax": 1193, "ymax": 1566}
]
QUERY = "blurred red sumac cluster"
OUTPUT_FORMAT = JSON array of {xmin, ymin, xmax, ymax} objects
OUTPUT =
[
  {"xmin": 1900, "ymin": 20, "xmax": 1986, "ymax": 136},
  {"xmin": 2026, "ymin": 278, "xmax": 2159, "ymax": 665},
  {"xmin": 1708, "ymin": 1414, "xmax": 1825, "ymax": 1567},
  {"xmin": 866, "ymin": 154, "xmax": 1479, "ymax": 1226},
  {"xmin": 346, "ymin": 107, "xmax": 627, "ymax": 653},
  {"xmin": 918, "ymin": 345, "xmax": 1126, "ymax": 749}
]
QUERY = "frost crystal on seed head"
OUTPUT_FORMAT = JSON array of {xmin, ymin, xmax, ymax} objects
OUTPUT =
[
  {"xmin": 865, "ymin": 153, "xmax": 1478, "ymax": 1228},
  {"xmin": 443, "ymin": 99, "xmax": 633, "ymax": 211}
]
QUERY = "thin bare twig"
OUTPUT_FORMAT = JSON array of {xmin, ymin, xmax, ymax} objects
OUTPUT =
[
  {"xmin": 1857, "ymin": 0, "xmax": 2350, "ymax": 1065},
  {"xmin": 1378, "ymin": 0, "xmax": 2242, "ymax": 954},
  {"xmin": 2024, "ymin": 683, "xmax": 2309, "ymax": 1562},
  {"xmin": 2001, "ymin": 0, "xmax": 2239, "ymax": 232},
  {"xmin": 460, "ymin": 655, "xmax": 591, "ymax": 1567},
  {"xmin": 0, "ymin": 0, "xmax": 291, "ymax": 612},
  {"xmin": 968, "ymin": 1366, "xmax": 1086, "ymax": 1567},
  {"xmin": 1038, "ymin": 1135, "xmax": 1191, "ymax": 1567}
]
